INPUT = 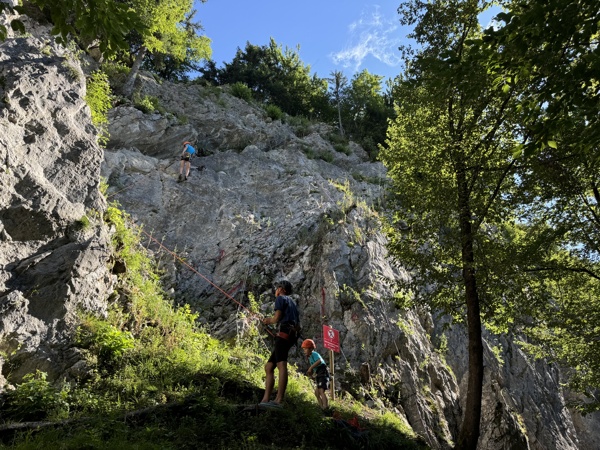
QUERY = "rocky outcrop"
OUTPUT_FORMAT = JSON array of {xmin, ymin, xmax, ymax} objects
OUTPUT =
[
  {"xmin": 1, "ymin": 14, "xmax": 599, "ymax": 449},
  {"xmin": 0, "ymin": 23, "xmax": 113, "ymax": 384},
  {"xmin": 102, "ymin": 75, "xmax": 600, "ymax": 449}
]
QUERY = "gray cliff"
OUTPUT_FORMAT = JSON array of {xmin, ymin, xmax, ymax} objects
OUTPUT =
[{"xmin": 1, "ymin": 14, "xmax": 599, "ymax": 450}]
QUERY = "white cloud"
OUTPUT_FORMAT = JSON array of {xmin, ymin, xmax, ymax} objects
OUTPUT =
[{"xmin": 331, "ymin": 5, "xmax": 403, "ymax": 73}]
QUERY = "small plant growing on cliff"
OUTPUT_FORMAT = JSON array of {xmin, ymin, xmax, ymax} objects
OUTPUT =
[
  {"xmin": 133, "ymin": 92, "xmax": 162, "ymax": 114},
  {"xmin": 61, "ymin": 60, "xmax": 81, "ymax": 81},
  {"xmin": 230, "ymin": 82, "xmax": 252, "ymax": 101},
  {"xmin": 85, "ymin": 70, "xmax": 112, "ymax": 146},
  {"xmin": 75, "ymin": 214, "xmax": 91, "ymax": 231}
]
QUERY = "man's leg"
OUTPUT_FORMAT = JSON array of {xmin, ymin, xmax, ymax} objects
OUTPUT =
[
  {"xmin": 179, "ymin": 159, "xmax": 184, "ymax": 175},
  {"xmin": 273, "ymin": 361, "xmax": 288, "ymax": 404},
  {"xmin": 185, "ymin": 161, "xmax": 191, "ymax": 178},
  {"xmin": 261, "ymin": 361, "xmax": 275, "ymax": 403}
]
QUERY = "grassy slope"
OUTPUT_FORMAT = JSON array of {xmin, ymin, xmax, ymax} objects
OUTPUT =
[{"xmin": 0, "ymin": 203, "xmax": 429, "ymax": 450}]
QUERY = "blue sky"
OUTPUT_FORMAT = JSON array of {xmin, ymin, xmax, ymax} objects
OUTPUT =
[{"xmin": 193, "ymin": 1, "xmax": 411, "ymax": 81}]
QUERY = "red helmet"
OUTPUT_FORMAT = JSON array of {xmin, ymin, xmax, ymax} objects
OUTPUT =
[
  {"xmin": 183, "ymin": 141, "xmax": 191, "ymax": 145},
  {"xmin": 301, "ymin": 339, "xmax": 315, "ymax": 349}
]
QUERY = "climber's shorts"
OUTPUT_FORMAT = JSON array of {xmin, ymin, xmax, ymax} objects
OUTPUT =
[{"xmin": 316, "ymin": 375, "xmax": 330, "ymax": 390}]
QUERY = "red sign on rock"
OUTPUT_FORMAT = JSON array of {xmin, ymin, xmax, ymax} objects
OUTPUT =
[{"xmin": 323, "ymin": 325, "xmax": 340, "ymax": 352}]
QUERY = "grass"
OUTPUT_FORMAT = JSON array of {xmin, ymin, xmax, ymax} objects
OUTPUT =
[{"xmin": 0, "ymin": 203, "xmax": 429, "ymax": 450}]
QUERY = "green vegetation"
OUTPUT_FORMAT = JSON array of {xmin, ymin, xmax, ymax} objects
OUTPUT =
[
  {"xmin": 230, "ymin": 82, "xmax": 252, "ymax": 101},
  {"xmin": 2, "ymin": 371, "xmax": 70, "ymax": 422},
  {"xmin": 85, "ymin": 71, "xmax": 112, "ymax": 146},
  {"xmin": 61, "ymin": 60, "xmax": 81, "ymax": 81},
  {"xmin": 0, "ymin": 204, "xmax": 426, "ymax": 449},
  {"xmin": 74, "ymin": 215, "xmax": 91, "ymax": 231},
  {"xmin": 132, "ymin": 93, "xmax": 163, "ymax": 114},
  {"xmin": 381, "ymin": 0, "xmax": 600, "ymax": 448},
  {"xmin": 199, "ymin": 39, "xmax": 394, "ymax": 158},
  {"xmin": 265, "ymin": 104, "xmax": 283, "ymax": 121}
]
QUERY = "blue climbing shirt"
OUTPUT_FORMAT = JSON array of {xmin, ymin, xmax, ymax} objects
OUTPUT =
[{"xmin": 184, "ymin": 144, "xmax": 196, "ymax": 155}]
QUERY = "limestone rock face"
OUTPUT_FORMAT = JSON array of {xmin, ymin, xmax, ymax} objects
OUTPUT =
[
  {"xmin": 1, "ymin": 15, "xmax": 599, "ymax": 449},
  {"xmin": 0, "ymin": 29, "xmax": 113, "ymax": 384},
  {"xmin": 102, "ymin": 75, "xmax": 600, "ymax": 449}
]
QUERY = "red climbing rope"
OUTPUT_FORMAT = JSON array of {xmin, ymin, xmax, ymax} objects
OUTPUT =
[{"xmin": 139, "ymin": 228, "xmax": 275, "ymax": 337}]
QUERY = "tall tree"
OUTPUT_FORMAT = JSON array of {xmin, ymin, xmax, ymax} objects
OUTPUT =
[
  {"xmin": 481, "ymin": 0, "xmax": 600, "ymax": 408},
  {"xmin": 343, "ymin": 69, "xmax": 393, "ymax": 158},
  {"xmin": 327, "ymin": 70, "xmax": 348, "ymax": 136},
  {"xmin": 121, "ymin": 0, "xmax": 211, "ymax": 97},
  {"xmin": 141, "ymin": 8, "xmax": 207, "ymax": 82},
  {"xmin": 216, "ymin": 38, "xmax": 328, "ymax": 118},
  {"xmin": 380, "ymin": 1, "xmax": 529, "ymax": 447}
]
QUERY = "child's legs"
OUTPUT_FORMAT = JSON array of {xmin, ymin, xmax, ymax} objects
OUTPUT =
[
  {"xmin": 179, "ymin": 159, "xmax": 184, "ymax": 173},
  {"xmin": 317, "ymin": 387, "xmax": 328, "ymax": 409}
]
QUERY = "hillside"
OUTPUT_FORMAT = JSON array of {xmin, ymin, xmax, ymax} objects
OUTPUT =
[{"xmin": 1, "ymin": 11, "xmax": 600, "ymax": 450}]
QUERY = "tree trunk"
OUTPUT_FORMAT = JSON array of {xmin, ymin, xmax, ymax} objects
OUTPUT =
[
  {"xmin": 121, "ymin": 46, "xmax": 148, "ymax": 98},
  {"xmin": 456, "ymin": 162, "xmax": 484, "ymax": 450},
  {"xmin": 336, "ymin": 97, "xmax": 344, "ymax": 136}
]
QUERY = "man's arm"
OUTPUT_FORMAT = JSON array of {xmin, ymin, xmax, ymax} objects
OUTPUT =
[{"xmin": 262, "ymin": 310, "xmax": 282, "ymax": 325}]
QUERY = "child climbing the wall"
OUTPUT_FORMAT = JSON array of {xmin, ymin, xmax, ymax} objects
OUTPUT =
[{"xmin": 302, "ymin": 339, "xmax": 329, "ymax": 410}]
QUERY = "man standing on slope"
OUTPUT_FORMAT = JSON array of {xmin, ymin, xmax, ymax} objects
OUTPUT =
[
  {"xmin": 260, "ymin": 280, "xmax": 300, "ymax": 407},
  {"xmin": 178, "ymin": 141, "xmax": 195, "ymax": 181}
]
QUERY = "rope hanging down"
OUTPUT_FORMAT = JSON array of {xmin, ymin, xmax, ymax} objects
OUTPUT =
[{"xmin": 140, "ymin": 228, "xmax": 269, "ymax": 330}]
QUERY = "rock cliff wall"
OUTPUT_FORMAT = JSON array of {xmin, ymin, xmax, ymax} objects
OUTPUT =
[
  {"xmin": 1, "ymin": 15, "xmax": 599, "ymax": 449},
  {"xmin": 0, "ymin": 19, "xmax": 113, "ymax": 386}
]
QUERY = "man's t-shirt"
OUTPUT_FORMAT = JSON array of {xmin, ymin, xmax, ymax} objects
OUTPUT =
[
  {"xmin": 275, "ymin": 295, "xmax": 299, "ymax": 325},
  {"xmin": 184, "ymin": 144, "xmax": 196, "ymax": 155}
]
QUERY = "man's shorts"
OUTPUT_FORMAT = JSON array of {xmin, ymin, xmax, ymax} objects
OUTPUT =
[
  {"xmin": 268, "ymin": 334, "xmax": 295, "ymax": 364},
  {"xmin": 181, "ymin": 154, "xmax": 191, "ymax": 161}
]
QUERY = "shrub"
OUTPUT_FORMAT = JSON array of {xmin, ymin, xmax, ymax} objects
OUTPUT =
[
  {"xmin": 61, "ymin": 60, "xmax": 81, "ymax": 81},
  {"xmin": 319, "ymin": 151, "xmax": 334, "ymax": 163},
  {"xmin": 85, "ymin": 70, "xmax": 112, "ymax": 146},
  {"xmin": 265, "ymin": 104, "xmax": 283, "ymax": 121},
  {"xmin": 230, "ymin": 82, "xmax": 252, "ymax": 101},
  {"xmin": 3, "ymin": 371, "xmax": 70, "ymax": 421},
  {"xmin": 101, "ymin": 61, "xmax": 130, "ymax": 90},
  {"xmin": 334, "ymin": 143, "xmax": 351, "ymax": 155},
  {"xmin": 76, "ymin": 317, "xmax": 135, "ymax": 364},
  {"xmin": 327, "ymin": 132, "xmax": 348, "ymax": 145},
  {"xmin": 132, "ymin": 93, "xmax": 161, "ymax": 114},
  {"xmin": 75, "ymin": 215, "xmax": 91, "ymax": 231}
]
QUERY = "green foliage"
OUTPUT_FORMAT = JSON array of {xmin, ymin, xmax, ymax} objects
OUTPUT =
[
  {"xmin": 4, "ymin": 203, "xmax": 427, "ymax": 449},
  {"xmin": 0, "ymin": 3, "xmax": 25, "ymax": 41},
  {"xmin": 75, "ymin": 215, "xmax": 91, "ymax": 231},
  {"xmin": 102, "ymin": 61, "xmax": 131, "ymax": 77},
  {"xmin": 318, "ymin": 151, "xmax": 334, "ymax": 163},
  {"xmin": 61, "ymin": 60, "xmax": 81, "ymax": 81},
  {"xmin": 132, "ymin": 93, "xmax": 162, "ymax": 114},
  {"xmin": 265, "ymin": 104, "xmax": 283, "ymax": 121},
  {"xmin": 85, "ymin": 70, "xmax": 112, "ymax": 146},
  {"xmin": 209, "ymin": 38, "xmax": 333, "ymax": 121},
  {"xmin": 120, "ymin": 0, "xmax": 212, "ymax": 97},
  {"xmin": 337, "ymin": 284, "xmax": 366, "ymax": 309},
  {"xmin": 76, "ymin": 316, "xmax": 134, "ymax": 364},
  {"xmin": 3, "ymin": 371, "xmax": 70, "ymax": 421},
  {"xmin": 28, "ymin": 0, "xmax": 140, "ymax": 58},
  {"xmin": 482, "ymin": 0, "xmax": 600, "ymax": 157},
  {"xmin": 230, "ymin": 81, "xmax": 252, "ymax": 101}
]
